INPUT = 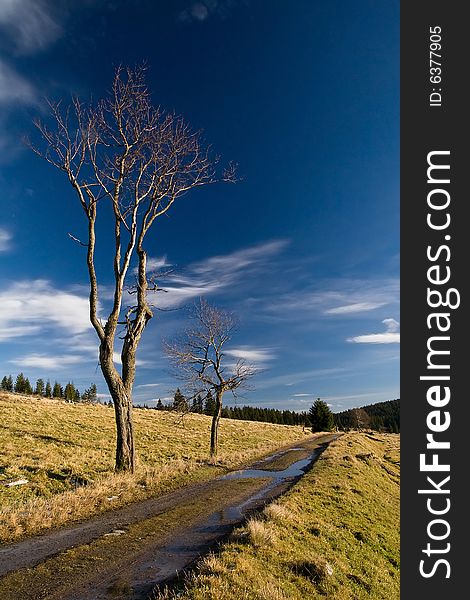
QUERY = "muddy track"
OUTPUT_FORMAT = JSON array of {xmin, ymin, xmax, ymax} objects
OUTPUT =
[{"xmin": 0, "ymin": 433, "xmax": 339, "ymax": 600}]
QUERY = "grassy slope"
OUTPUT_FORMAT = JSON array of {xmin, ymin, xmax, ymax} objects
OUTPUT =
[
  {"xmin": 156, "ymin": 432, "xmax": 400, "ymax": 600},
  {"xmin": 0, "ymin": 393, "xmax": 308, "ymax": 542}
]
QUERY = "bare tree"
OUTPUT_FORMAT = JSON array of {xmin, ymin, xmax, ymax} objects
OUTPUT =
[
  {"xmin": 31, "ymin": 67, "xmax": 234, "ymax": 471},
  {"xmin": 351, "ymin": 408, "xmax": 370, "ymax": 431},
  {"xmin": 165, "ymin": 299, "xmax": 257, "ymax": 457}
]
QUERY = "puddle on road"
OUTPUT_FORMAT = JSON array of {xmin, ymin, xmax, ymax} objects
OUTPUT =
[
  {"xmin": 220, "ymin": 454, "xmax": 314, "ymax": 482},
  {"xmin": 58, "ymin": 439, "xmax": 337, "ymax": 600},
  {"xmin": 120, "ymin": 445, "xmax": 330, "ymax": 600},
  {"xmin": 212, "ymin": 446, "xmax": 327, "ymax": 524}
]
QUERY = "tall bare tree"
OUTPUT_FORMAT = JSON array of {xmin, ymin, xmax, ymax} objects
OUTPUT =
[
  {"xmin": 32, "ymin": 67, "xmax": 234, "ymax": 471},
  {"xmin": 165, "ymin": 299, "xmax": 257, "ymax": 457}
]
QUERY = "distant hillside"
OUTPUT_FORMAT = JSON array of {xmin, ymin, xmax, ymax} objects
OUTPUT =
[{"xmin": 334, "ymin": 399, "xmax": 400, "ymax": 433}]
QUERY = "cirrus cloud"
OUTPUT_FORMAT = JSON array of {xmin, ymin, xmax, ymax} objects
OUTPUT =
[
  {"xmin": 9, "ymin": 353, "xmax": 86, "ymax": 370},
  {"xmin": 0, "ymin": 228, "xmax": 12, "ymax": 252},
  {"xmin": 348, "ymin": 318, "xmax": 400, "ymax": 344},
  {"xmin": 325, "ymin": 301, "xmax": 387, "ymax": 315},
  {"xmin": 0, "ymin": 0, "xmax": 62, "ymax": 54},
  {"xmin": 224, "ymin": 346, "xmax": 276, "ymax": 364},
  {"xmin": 0, "ymin": 280, "xmax": 92, "ymax": 342},
  {"xmin": 177, "ymin": 0, "xmax": 240, "ymax": 24},
  {"xmin": 153, "ymin": 240, "xmax": 288, "ymax": 309},
  {"xmin": 0, "ymin": 59, "xmax": 36, "ymax": 106}
]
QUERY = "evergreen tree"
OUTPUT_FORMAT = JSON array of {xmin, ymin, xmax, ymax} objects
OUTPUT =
[
  {"xmin": 284, "ymin": 411, "xmax": 294, "ymax": 425},
  {"xmin": 207, "ymin": 403, "xmax": 310, "ymax": 426},
  {"xmin": 88, "ymin": 383, "xmax": 97, "ymax": 403},
  {"xmin": 173, "ymin": 388, "xmax": 188, "ymax": 412},
  {"xmin": 1, "ymin": 376, "xmax": 8, "ymax": 391},
  {"xmin": 15, "ymin": 372, "xmax": 27, "ymax": 393},
  {"xmin": 45, "ymin": 380, "xmax": 52, "ymax": 398},
  {"xmin": 204, "ymin": 390, "xmax": 216, "ymax": 416},
  {"xmin": 191, "ymin": 394, "xmax": 204, "ymax": 413},
  {"xmin": 74, "ymin": 389, "xmax": 81, "ymax": 402},
  {"xmin": 309, "ymin": 398, "xmax": 334, "ymax": 432},
  {"xmin": 370, "ymin": 415, "xmax": 383, "ymax": 431},
  {"xmin": 24, "ymin": 378, "xmax": 33, "ymax": 395},
  {"xmin": 6, "ymin": 374, "xmax": 13, "ymax": 392},
  {"xmin": 64, "ymin": 382, "xmax": 76, "ymax": 402},
  {"xmin": 35, "ymin": 378, "xmax": 45, "ymax": 396},
  {"xmin": 156, "ymin": 398, "xmax": 164, "ymax": 410},
  {"xmin": 82, "ymin": 383, "xmax": 97, "ymax": 403},
  {"xmin": 52, "ymin": 381, "xmax": 62, "ymax": 398}
]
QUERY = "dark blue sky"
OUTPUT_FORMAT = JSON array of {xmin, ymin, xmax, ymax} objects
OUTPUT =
[{"xmin": 0, "ymin": 0, "xmax": 399, "ymax": 411}]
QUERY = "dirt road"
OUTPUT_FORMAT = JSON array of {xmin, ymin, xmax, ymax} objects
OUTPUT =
[{"xmin": 0, "ymin": 433, "xmax": 338, "ymax": 600}]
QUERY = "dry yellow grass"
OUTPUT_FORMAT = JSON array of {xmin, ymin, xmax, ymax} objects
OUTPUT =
[
  {"xmin": 263, "ymin": 502, "xmax": 292, "ymax": 522},
  {"xmin": 0, "ymin": 392, "xmax": 309, "ymax": 542},
  {"xmin": 245, "ymin": 518, "xmax": 275, "ymax": 548},
  {"xmin": 155, "ymin": 432, "xmax": 400, "ymax": 600}
]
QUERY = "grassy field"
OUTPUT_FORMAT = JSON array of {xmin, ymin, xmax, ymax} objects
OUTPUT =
[
  {"xmin": 155, "ymin": 432, "xmax": 400, "ymax": 600},
  {"xmin": 0, "ymin": 392, "xmax": 309, "ymax": 543}
]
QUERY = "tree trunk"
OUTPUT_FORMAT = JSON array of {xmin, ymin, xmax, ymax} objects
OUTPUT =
[
  {"xmin": 113, "ymin": 395, "xmax": 135, "ymax": 471},
  {"xmin": 100, "ymin": 340, "xmax": 136, "ymax": 472},
  {"xmin": 210, "ymin": 389, "xmax": 223, "ymax": 457}
]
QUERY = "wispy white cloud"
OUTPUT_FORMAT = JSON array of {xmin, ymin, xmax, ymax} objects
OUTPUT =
[
  {"xmin": 0, "ymin": 325, "xmax": 41, "ymax": 342},
  {"xmin": 0, "ymin": 280, "xmax": 91, "ymax": 342},
  {"xmin": 133, "ymin": 256, "xmax": 171, "ymax": 276},
  {"xmin": 190, "ymin": 2, "xmax": 209, "ymax": 21},
  {"xmin": 0, "ymin": 228, "xmax": 12, "ymax": 252},
  {"xmin": 0, "ymin": 243, "xmax": 286, "ymax": 349},
  {"xmin": 0, "ymin": 0, "xmax": 62, "ymax": 54},
  {"xmin": 0, "ymin": 2, "xmax": 62, "ymax": 160},
  {"xmin": 348, "ymin": 318, "xmax": 400, "ymax": 344},
  {"xmin": 224, "ymin": 346, "xmax": 276, "ymax": 364},
  {"xmin": 293, "ymin": 393, "xmax": 311, "ymax": 397},
  {"xmin": 148, "ymin": 256, "xmax": 171, "ymax": 271},
  {"xmin": 351, "ymin": 333, "xmax": 400, "ymax": 344},
  {"xmin": 256, "ymin": 367, "xmax": 349, "ymax": 390},
  {"xmin": 325, "ymin": 301, "xmax": 387, "ymax": 315},
  {"xmin": 65, "ymin": 333, "xmax": 99, "ymax": 357},
  {"xmin": 9, "ymin": 353, "xmax": 86, "ymax": 370},
  {"xmin": 154, "ymin": 240, "xmax": 288, "ymax": 309},
  {"xmin": 177, "ymin": 0, "xmax": 239, "ymax": 24},
  {"xmin": 151, "ymin": 284, "xmax": 218, "ymax": 309},
  {"xmin": 383, "ymin": 318, "xmax": 399, "ymax": 332},
  {"xmin": 193, "ymin": 241, "xmax": 287, "ymax": 276},
  {"xmin": 260, "ymin": 278, "xmax": 398, "ymax": 320},
  {"xmin": 136, "ymin": 383, "xmax": 161, "ymax": 389},
  {"xmin": 0, "ymin": 59, "xmax": 36, "ymax": 106}
]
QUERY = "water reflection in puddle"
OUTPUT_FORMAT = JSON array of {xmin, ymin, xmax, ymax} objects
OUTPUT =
[{"xmin": 220, "ymin": 455, "xmax": 314, "ymax": 482}]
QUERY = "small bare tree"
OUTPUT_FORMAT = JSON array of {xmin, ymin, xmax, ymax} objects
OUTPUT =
[
  {"xmin": 165, "ymin": 299, "xmax": 257, "ymax": 457},
  {"xmin": 352, "ymin": 408, "xmax": 370, "ymax": 431},
  {"xmin": 31, "ymin": 67, "xmax": 234, "ymax": 471}
]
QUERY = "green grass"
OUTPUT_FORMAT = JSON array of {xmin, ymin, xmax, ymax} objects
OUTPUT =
[
  {"xmin": 0, "ymin": 392, "xmax": 309, "ymax": 542},
  {"xmin": 154, "ymin": 432, "xmax": 400, "ymax": 600}
]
